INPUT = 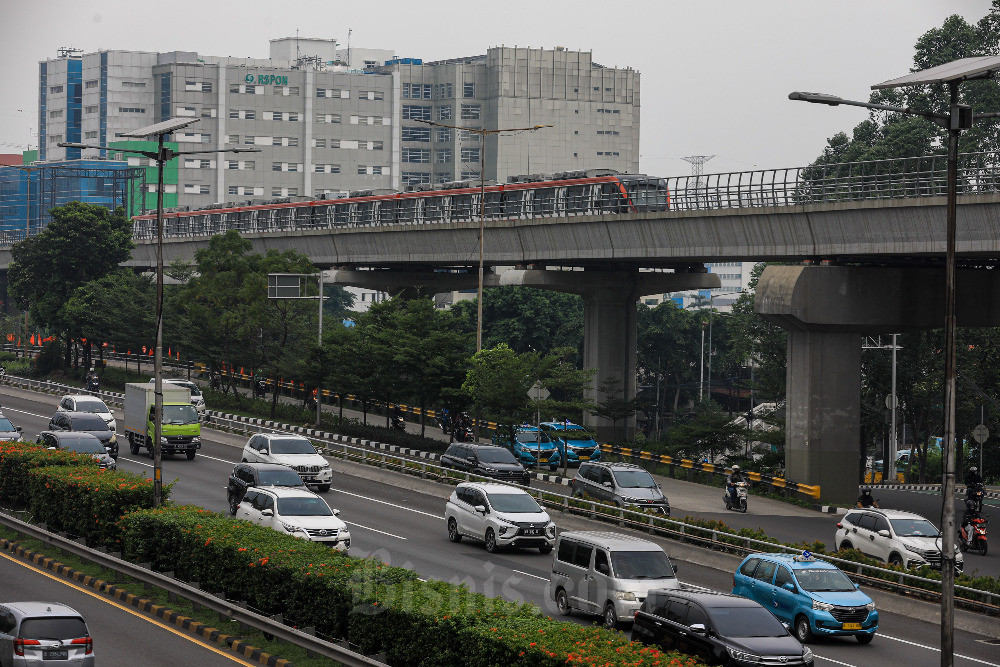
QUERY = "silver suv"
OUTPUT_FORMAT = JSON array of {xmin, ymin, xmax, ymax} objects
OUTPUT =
[
  {"xmin": 0, "ymin": 601, "xmax": 94, "ymax": 666},
  {"xmin": 571, "ymin": 462, "xmax": 670, "ymax": 515},
  {"xmin": 835, "ymin": 508, "xmax": 964, "ymax": 571}
]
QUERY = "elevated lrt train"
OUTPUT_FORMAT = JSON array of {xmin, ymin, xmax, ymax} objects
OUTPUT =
[{"xmin": 131, "ymin": 169, "xmax": 671, "ymax": 239}]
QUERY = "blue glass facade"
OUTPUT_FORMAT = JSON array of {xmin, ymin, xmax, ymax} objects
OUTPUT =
[
  {"xmin": 66, "ymin": 59, "xmax": 82, "ymax": 160},
  {"xmin": 159, "ymin": 72, "xmax": 171, "ymax": 122},
  {"xmin": 99, "ymin": 52, "xmax": 108, "ymax": 157},
  {"xmin": 38, "ymin": 62, "xmax": 47, "ymax": 161}
]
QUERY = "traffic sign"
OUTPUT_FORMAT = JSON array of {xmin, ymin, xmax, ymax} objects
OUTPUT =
[
  {"xmin": 528, "ymin": 382, "xmax": 550, "ymax": 401},
  {"xmin": 885, "ymin": 394, "xmax": 898, "ymax": 409},
  {"xmin": 972, "ymin": 424, "xmax": 989, "ymax": 444}
]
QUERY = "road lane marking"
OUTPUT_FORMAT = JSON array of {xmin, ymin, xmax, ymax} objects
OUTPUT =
[
  {"xmin": 0, "ymin": 550, "xmax": 255, "ymax": 665},
  {"xmin": 877, "ymin": 633, "xmax": 1000, "ymax": 666},
  {"xmin": 512, "ymin": 569, "xmax": 548, "ymax": 582},
  {"xmin": 346, "ymin": 522, "xmax": 406, "ymax": 540},
  {"xmin": 814, "ymin": 656, "xmax": 857, "ymax": 666},
  {"xmin": 334, "ymin": 488, "xmax": 443, "ymax": 519}
]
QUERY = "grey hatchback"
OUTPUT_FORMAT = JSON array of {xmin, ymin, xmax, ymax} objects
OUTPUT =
[{"xmin": 0, "ymin": 601, "xmax": 94, "ymax": 666}]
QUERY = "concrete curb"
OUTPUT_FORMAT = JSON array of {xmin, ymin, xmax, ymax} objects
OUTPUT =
[
  {"xmin": 813, "ymin": 505, "xmax": 848, "ymax": 514},
  {"xmin": 0, "ymin": 537, "xmax": 294, "ymax": 667}
]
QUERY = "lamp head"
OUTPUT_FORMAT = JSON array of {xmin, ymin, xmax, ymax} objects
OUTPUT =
[{"xmin": 788, "ymin": 91, "xmax": 844, "ymax": 106}]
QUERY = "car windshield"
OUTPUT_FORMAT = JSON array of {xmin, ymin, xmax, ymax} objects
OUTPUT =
[
  {"xmin": 0, "ymin": 418, "xmax": 16, "ymax": 431},
  {"xmin": 18, "ymin": 616, "xmax": 88, "ymax": 640},
  {"xmin": 613, "ymin": 470, "xmax": 657, "ymax": 488},
  {"xmin": 610, "ymin": 550, "xmax": 676, "ymax": 580},
  {"xmin": 258, "ymin": 469, "xmax": 305, "ymax": 486},
  {"xmin": 478, "ymin": 448, "xmax": 518, "ymax": 464},
  {"xmin": 515, "ymin": 432, "xmax": 550, "ymax": 444},
  {"xmin": 162, "ymin": 404, "xmax": 199, "ymax": 425},
  {"xmin": 277, "ymin": 496, "xmax": 333, "ymax": 516},
  {"xmin": 63, "ymin": 439, "xmax": 106, "ymax": 454},
  {"xmin": 710, "ymin": 606, "xmax": 788, "ymax": 638},
  {"xmin": 794, "ymin": 568, "xmax": 857, "ymax": 592},
  {"xmin": 69, "ymin": 414, "xmax": 109, "ymax": 430},
  {"xmin": 174, "ymin": 382, "xmax": 202, "ymax": 396},
  {"xmin": 487, "ymin": 492, "xmax": 541, "ymax": 513},
  {"xmin": 561, "ymin": 428, "xmax": 595, "ymax": 440},
  {"xmin": 270, "ymin": 438, "xmax": 316, "ymax": 454},
  {"xmin": 74, "ymin": 398, "xmax": 109, "ymax": 413},
  {"xmin": 890, "ymin": 518, "xmax": 940, "ymax": 537}
]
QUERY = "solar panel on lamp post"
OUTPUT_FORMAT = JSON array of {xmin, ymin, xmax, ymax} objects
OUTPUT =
[
  {"xmin": 61, "ymin": 118, "xmax": 259, "ymax": 507},
  {"xmin": 791, "ymin": 54, "xmax": 1000, "ymax": 667}
]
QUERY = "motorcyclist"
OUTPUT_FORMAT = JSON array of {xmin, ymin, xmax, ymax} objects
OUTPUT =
[
  {"xmin": 85, "ymin": 367, "xmax": 99, "ymax": 391},
  {"xmin": 960, "ymin": 498, "xmax": 982, "ymax": 547},
  {"xmin": 856, "ymin": 487, "xmax": 879, "ymax": 508},
  {"xmin": 965, "ymin": 466, "xmax": 984, "ymax": 488},
  {"xmin": 727, "ymin": 465, "xmax": 747, "ymax": 505},
  {"xmin": 440, "ymin": 408, "xmax": 450, "ymax": 433}
]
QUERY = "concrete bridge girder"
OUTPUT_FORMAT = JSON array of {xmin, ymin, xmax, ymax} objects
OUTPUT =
[{"xmin": 756, "ymin": 265, "xmax": 1000, "ymax": 504}]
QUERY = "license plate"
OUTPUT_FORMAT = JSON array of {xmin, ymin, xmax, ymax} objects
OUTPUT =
[
  {"xmin": 43, "ymin": 649, "xmax": 68, "ymax": 660},
  {"xmin": 842, "ymin": 623, "xmax": 862, "ymax": 630},
  {"xmin": 578, "ymin": 456, "xmax": 590, "ymax": 460},
  {"xmin": 522, "ymin": 529, "xmax": 541, "ymax": 535}
]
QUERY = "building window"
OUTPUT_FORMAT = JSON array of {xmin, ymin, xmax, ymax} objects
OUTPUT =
[
  {"xmin": 359, "ymin": 90, "xmax": 385, "ymax": 100},
  {"xmin": 435, "ymin": 149, "xmax": 452, "ymax": 164},
  {"xmin": 315, "ymin": 113, "xmax": 342, "ymax": 124},
  {"xmin": 461, "ymin": 170, "xmax": 480, "ymax": 180},
  {"xmin": 316, "ymin": 88, "xmax": 326, "ymax": 98},
  {"xmin": 402, "ymin": 148, "xmax": 430, "ymax": 163},
  {"xmin": 49, "ymin": 109, "xmax": 63, "ymax": 119},
  {"xmin": 459, "ymin": 129, "xmax": 481, "ymax": 142},
  {"xmin": 314, "ymin": 164, "xmax": 341, "ymax": 174},
  {"xmin": 401, "ymin": 126, "xmax": 431, "ymax": 142},
  {"xmin": 369, "ymin": 141, "xmax": 384, "ymax": 151},
  {"xmin": 84, "ymin": 130, "xmax": 98, "ymax": 139},
  {"xmin": 435, "ymin": 128, "xmax": 452, "ymax": 142},
  {"xmin": 119, "ymin": 107, "xmax": 146, "ymax": 114},
  {"xmin": 403, "ymin": 83, "xmax": 432, "ymax": 99},
  {"xmin": 401, "ymin": 171, "xmax": 430, "ymax": 185},
  {"xmin": 85, "ymin": 80, "xmax": 98, "ymax": 89},
  {"xmin": 184, "ymin": 184, "xmax": 212, "ymax": 195},
  {"xmin": 85, "ymin": 105, "xmax": 98, "ymax": 114},
  {"xmin": 463, "ymin": 82, "xmax": 475, "ymax": 98},
  {"xmin": 402, "ymin": 105, "xmax": 431, "ymax": 121},
  {"xmin": 122, "ymin": 81, "xmax": 146, "ymax": 88},
  {"xmin": 272, "ymin": 137, "xmax": 282, "ymax": 146},
  {"xmin": 460, "ymin": 147, "xmax": 480, "ymax": 163},
  {"xmin": 372, "ymin": 165, "xmax": 384, "ymax": 175},
  {"xmin": 227, "ymin": 134, "xmax": 239, "ymax": 143},
  {"xmin": 460, "ymin": 104, "xmax": 481, "ymax": 120},
  {"xmin": 437, "ymin": 105, "xmax": 452, "ymax": 121},
  {"xmin": 49, "ymin": 85, "xmax": 63, "ymax": 94},
  {"xmin": 435, "ymin": 83, "xmax": 453, "ymax": 99},
  {"xmin": 596, "ymin": 130, "xmax": 621, "ymax": 135}
]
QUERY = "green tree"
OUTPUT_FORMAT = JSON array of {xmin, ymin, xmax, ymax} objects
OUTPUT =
[
  {"xmin": 591, "ymin": 376, "xmax": 644, "ymax": 444},
  {"xmin": 62, "ymin": 270, "xmax": 154, "ymax": 369},
  {"xmin": 728, "ymin": 264, "xmax": 787, "ymax": 402},
  {"xmin": 636, "ymin": 301, "xmax": 702, "ymax": 418},
  {"xmin": 8, "ymin": 202, "xmax": 134, "ymax": 368}
]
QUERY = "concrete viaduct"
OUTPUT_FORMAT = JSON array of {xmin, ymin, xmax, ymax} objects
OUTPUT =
[{"xmin": 4, "ymin": 190, "xmax": 1000, "ymax": 503}]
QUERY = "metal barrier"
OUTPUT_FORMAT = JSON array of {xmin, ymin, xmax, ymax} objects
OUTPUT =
[
  {"xmin": 0, "ymin": 510, "xmax": 383, "ymax": 666},
  {"xmin": 598, "ymin": 443, "xmax": 821, "ymax": 500}
]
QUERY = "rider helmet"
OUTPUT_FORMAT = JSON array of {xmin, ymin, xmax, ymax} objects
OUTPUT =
[
  {"xmin": 862, "ymin": 487, "xmax": 872, "ymax": 494},
  {"xmin": 970, "ymin": 466, "xmax": 978, "ymax": 473},
  {"xmin": 732, "ymin": 465, "xmax": 740, "ymax": 472},
  {"xmin": 966, "ymin": 499, "xmax": 977, "ymax": 511}
]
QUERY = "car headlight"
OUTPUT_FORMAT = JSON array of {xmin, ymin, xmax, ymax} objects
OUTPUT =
[
  {"xmin": 160, "ymin": 436, "xmax": 169, "ymax": 444},
  {"xmin": 481, "ymin": 466, "xmax": 498, "ymax": 473},
  {"xmin": 865, "ymin": 601, "xmax": 876, "ymax": 611},
  {"xmin": 812, "ymin": 600, "xmax": 834, "ymax": 612},
  {"xmin": 499, "ymin": 526, "xmax": 512, "ymax": 536},
  {"xmin": 546, "ymin": 522, "xmax": 556, "ymax": 536},
  {"xmin": 726, "ymin": 647, "xmax": 762, "ymax": 662},
  {"xmin": 803, "ymin": 646, "xmax": 813, "ymax": 661},
  {"xmin": 108, "ymin": 434, "xmax": 117, "ymax": 444},
  {"xmin": 280, "ymin": 522, "xmax": 301, "ymax": 533},
  {"xmin": 191, "ymin": 436, "xmax": 201, "ymax": 443},
  {"xmin": 614, "ymin": 591, "xmax": 636, "ymax": 601},
  {"xmin": 321, "ymin": 462, "xmax": 331, "ymax": 469}
]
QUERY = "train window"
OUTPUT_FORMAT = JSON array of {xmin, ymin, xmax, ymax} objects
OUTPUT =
[
  {"xmin": 626, "ymin": 178, "xmax": 671, "ymax": 212},
  {"xmin": 333, "ymin": 203, "xmax": 350, "ymax": 226},
  {"xmin": 484, "ymin": 191, "xmax": 504, "ymax": 218},
  {"xmin": 450, "ymin": 194, "xmax": 475, "ymax": 221},
  {"xmin": 504, "ymin": 189, "xmax": 526, "ymax": 218},
  {"xmin": 565, "ymin": 185, "xmax": 590, "ymax": 214},
  {"xmin": 531, "ymin": 187, "xmax": 558, "ymax": 216},
  {"xmin": 424, "ymin": 195, "xmax": 444, "ymax": 222}
]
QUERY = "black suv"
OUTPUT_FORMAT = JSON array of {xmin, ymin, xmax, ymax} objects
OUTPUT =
[
  {"xmin": 571, "ymin": 462, "xmax": 670, "ymax": 514},
  {"xmin": 227, "ymin": 462, "xmax": 307, "ymax": 515},
  {"xmin": 48, "ymin": 411, "xmax": 118, "ymax": 459},
  {"xmin": 631, "ymin": 590, "xmax": 813, "ymax": 666},
  {"xmin": 440, "ymin": 443, "xmax": 531, "ymax": 486}
]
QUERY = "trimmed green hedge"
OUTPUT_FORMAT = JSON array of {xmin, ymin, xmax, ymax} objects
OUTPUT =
[
  {"xmin": 119, "ymin": 506, "xmax": 701, "ymax": 665},
  {"xmin": 0, "ymin": 441, "xmax": 99, "ymax": 506}
]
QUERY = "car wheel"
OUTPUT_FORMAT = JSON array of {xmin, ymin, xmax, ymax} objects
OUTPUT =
[
  {"xmin": 794, "ymin": 615, "xmax": 814, "ymax": 643},
  {"xmin": 484, "ymin": 528, "xmax": 498, "ymax": 553},
  {"xmin": 317, "ymin": 484, "xmax": 331, "ymax": 493},
  {"xmin": 539, "ymin": 543, "xmax": 552, "ymax": 554},
  {"xmin": 241, "ymin": 458, "xmax": 248, "ymax": 463},
  {"xmin": 840, "ymin": 541, "xmax": 854, "ymax": 551},
  {"xmin": 857, "ymin": 632, "xmax": 875, "ymax": 645},
  {"xmin": 603, "ymin": 602, "xmax": 618, "ymax": 630},
  {"xmin": 228, "ymin": 496, "xmax": 239, "ymax": 516},
  {"xmin": 185, "ymin": 450, "xmax": 196, "ymax": 460},
  {"xmin": 448, "ymin": 518, "xmax": 462, "ymax": 543},
  {"xmin": 555, "ymin": 588, "xmax": 572, "ymax": 616},
  {"xmin": 129, "ymin": 437, "xmax": 139, "ymax": 455},
  {"xmin": 888, "ymin": 553, "xmax": 905, "ymax": 568}
]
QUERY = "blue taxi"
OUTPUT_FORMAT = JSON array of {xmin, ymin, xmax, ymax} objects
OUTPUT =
[
  {"xmin": 539, "ymin": 421, "xmax": 602, "ymax": 465},
  {"xmin": 732, "ymin": 552, "xmax": 877, "ymax": 644},
  {"xmin": 493, "ymin": 426, "xmax": 562, "ymax": 470}
]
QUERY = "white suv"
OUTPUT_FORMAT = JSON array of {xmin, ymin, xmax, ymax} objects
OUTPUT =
[
  {"xmin": 241, "ymin": 433, "xmax": 332, "ymax": 492},
  {"xmin": 57, "ymin": 394, "xmax": 116, "ymax": 431},
  {"xmin": 445, "ymin": 482, "xmax": 555, "ymax": 554},
  {"xmin": 236, "ymin": 486, "xmax": 350, "ymax": 551},
  {"xmin": 835, "ymin": 508, "xmax": 963, "ymax": 571},
  {"xmin": 150, "ymin": 378, "xmax": 206, "ymax": 414}
]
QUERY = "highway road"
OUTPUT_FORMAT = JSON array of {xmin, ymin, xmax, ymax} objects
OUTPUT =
[
  {"xmin": 1, "ymin": 385, "xmax": 998, "ymax": 667},
  {"xmin": 0, "ymin": 547, "xmax": 254, "ymax": 665}
]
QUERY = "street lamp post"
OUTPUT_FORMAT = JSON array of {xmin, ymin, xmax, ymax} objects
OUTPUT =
[
  {"xmin": 790, "ymin": 54, "xmax": 1000, "ymax": 666},
  {"xmin": 61, "ymin": 118, "xmax": 259, "ymax": 507}
]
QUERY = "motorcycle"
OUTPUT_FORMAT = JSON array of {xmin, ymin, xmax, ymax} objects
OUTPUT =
[
  {"xmin": 967, "ymin": 483, "xmax": 986, "ymax": 513},
  {"xmin": 391, "ymin": 415, "xmax": 406, "ymax": 432},
  {"xmin": 453, "ymin": 424, "xmax": 474, "ymax": 442},
  {"xmin": 724, "ymin": 481, "xmax": 748, "ymax": 513},
  {"xmin": 86, "ymin": 375, "xmax": 100, "ymax": 392},
  {"xmin": 437, "ymin": 414, "xmax": 452, "ymax": 434},
  {"xmin": 959, "ymin": 517, "xmax": 988, "ymax": 556},
  {"xmin": 253, "ymin": 379, "xmax": 267, "ymax": 399}
]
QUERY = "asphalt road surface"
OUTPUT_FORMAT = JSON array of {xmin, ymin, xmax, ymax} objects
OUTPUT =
[{"xmin": 1, "ymin": 385, "xmax": 998, "ymax": 667}]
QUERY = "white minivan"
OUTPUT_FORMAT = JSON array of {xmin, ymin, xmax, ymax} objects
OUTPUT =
[
  {"xmin": 550, "ymin": 531, "xmax": 681, "ymax": 629},
  {"xmin": 445, "ymin": 482, "xmax": 555, "ymax": 553}
]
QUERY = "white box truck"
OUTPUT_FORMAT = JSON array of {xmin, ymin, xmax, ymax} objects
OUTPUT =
[{"xmin": 124, "ymin": 383, "xmax": 202, "ymax": 460}]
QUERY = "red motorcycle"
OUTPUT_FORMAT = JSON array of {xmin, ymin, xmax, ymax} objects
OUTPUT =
[{"xmin": 959, "ymin": 517, "xmax": 988, "ymax": 556}]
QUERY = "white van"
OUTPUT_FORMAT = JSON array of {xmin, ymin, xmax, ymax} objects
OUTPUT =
[{"xmin": 550, "ymin": 530, "xmax": 681, "ymax": 629}]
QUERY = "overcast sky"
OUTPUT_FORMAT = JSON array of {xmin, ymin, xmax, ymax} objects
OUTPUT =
[{"xmin": 0, "ymin": 0, "xmax": 992, "ymax": 175}]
